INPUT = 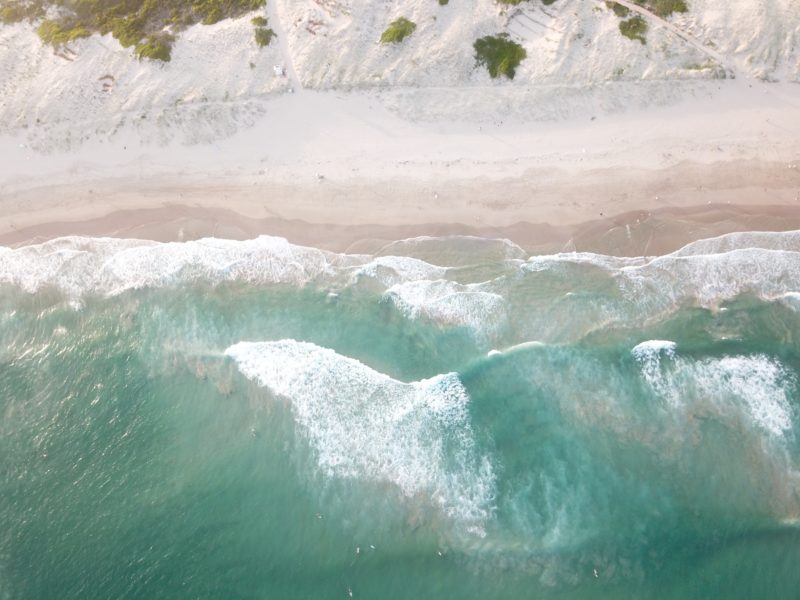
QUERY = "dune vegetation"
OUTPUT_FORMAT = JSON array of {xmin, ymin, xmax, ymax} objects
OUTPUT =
[
  {"xmin": 1, "ymin": 0, "xmax": 266, "ymax": 60},
  {"xmin": 608, "ymin": 0, "xmax": 688, "ymax": 45},
  {"xmin": 380, "ymin": 17, "xmax": 417, "ymax": 44},
  {"xmin": 473, "ymin": 33, "xmax": 527, "ymax": 79}
]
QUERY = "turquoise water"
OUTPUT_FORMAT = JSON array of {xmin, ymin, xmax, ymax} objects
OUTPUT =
[{"xmin": 2, "ymin": 232, "xmax": 800, "ymax": 598}]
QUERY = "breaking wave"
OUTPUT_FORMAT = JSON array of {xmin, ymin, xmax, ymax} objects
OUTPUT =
[{"xmin": 225, "ymin": 339, "xmax": 496, "ymax": 535}]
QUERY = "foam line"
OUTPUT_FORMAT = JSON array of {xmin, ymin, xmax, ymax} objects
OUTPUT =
[{"xmin": 633, "ymin": 342, "xmax": 794, "ymax": 437}]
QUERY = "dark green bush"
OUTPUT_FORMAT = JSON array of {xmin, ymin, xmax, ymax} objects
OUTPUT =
[
  {"xmin": 110, "ymin": 16, "xmax": 145, "ymax": 48},
  {"xmin": 606, "ymin": 1, "xmax": 630, "ymax": 17},
  {"xmin": 36, "ymin": 19, "xmax": 91, "ymax": 45},
  {"xmin": 380, "ymin": 17, "xmax": 416, "ymax": 44},
  {"xmin": 636, "ymin": 0, "xmax": 687, "ymax": 17},
  {"xmin": 254, "ymin": 26, "xmax": 274, "ymax": 47},
  {"xmin": 135, "ymin": 35, "xmax": 172, "ymax": 61},
  {"xmin": 619, "ymin": 15, "xmax": 647, "ymax": 43},
  {"xmin": 474, "ymin": 34, "xmax": 526, "ymax": 79}
]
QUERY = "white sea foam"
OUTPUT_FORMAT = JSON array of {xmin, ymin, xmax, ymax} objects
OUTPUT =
[
  {"xmin": 384, "ymin": 280, "xmax": 506, "ymax": 336},
  {"xmin": 523, "ymin": 252, "xmax": 646, "ymax": 273},
  {"xmin": 632, "ymin": 340, "xmax": 678, "ymax": 356},
  {"xmin": 633, "ymin": 342, "xmax": 794, "ymax": 437},
  {"xmin": 620, "ymin": 248, "xmax": 800, "ymax": 309},
  {"xmin": 623, "ymin": 231, "xmax": 800, "ymax": 310},
  {"xmin": 349, "ymin": 255, "xmax": 446, "ymax": 287},
  {"xmin": 781, "ymin": 292, "xmax": 800, "ymax": 312},
  {"xmin": 632, "ymin": 340, "xmax": 679, "ymax": 404},
  {"xmin": 225, "ymin": 340, "xmax": 496, "ymax": 532},
  {"xmin": 671, "ymin": 230, "xmax": 800, "ymax": 257},
  {"xmin": 694, "ymin": 356, "xmax": 795, "ymax": 437},
  {"xmin": 0, "ymin": 235, "xmax": 513, "ymax": 335},
  {"xmin": 4, "ymin": 231, "xmax": 800, "ymax": 339},
  {"xmin": 376, "ymin": 235, "xmax": 527, "ymax": 267},
  {"xmin": 491, "ymin": 341, "xmax": 547, "ymax": 357},
  {"xmin": 0, "ymin": 235, "xmax": 338, "ymax": 296},
  {"xmin": 517, "ymin": 232, "xmax": 800, "ymax": 317}
]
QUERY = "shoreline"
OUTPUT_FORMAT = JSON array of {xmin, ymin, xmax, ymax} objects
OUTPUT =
[{"xmin": 2, "ymin": 183, "xmax": 799, "ymax": 257}]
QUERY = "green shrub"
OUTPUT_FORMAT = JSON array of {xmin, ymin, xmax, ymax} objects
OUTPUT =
[
  {"xmin": 619, "ymin": 15, "xmax": 647, "ymax": 43},
  {"xmin": 135, "ymin": 35, "xmax": 172, "ymax": 61},
  {"xmin": 438, "ymin": 0, "xmax": 449, "ymax": 5},
  {"xmin": 201, "ymin": 6, "xmax": 223, "ymax": 25},
  {"xmin": 0, "ymin": 0, "xmax": 45, "ymax": 24},
  {"xmin": 380, "ymin": 17, "xmax": 416, "ymax": 44},
  {"xmin": 605, "ymin": 1, "xmax": 630, "ymax": 17},
  {"xmin": 110, "ymin": 16, "xmax": 145, "ymax": 48},
  {"xmin": 36, "ymin": 19, "xmax": 91, "ymax": 45},
  {"xmin": 254, "ymin": 26, "xmax": 275, "ymax": 47},
  {"xmin": 473, "ymin": 33, "xmax": 526, "ymax": 79},
  {"xmin": 251, "ymin": 16, "xmax": 268, "ymax": 26},
  {"xmin": 636, "ymin": 0, "xmax": 687, "ymax": 17}
]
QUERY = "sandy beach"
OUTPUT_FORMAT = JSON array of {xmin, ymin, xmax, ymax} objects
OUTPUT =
[{"xmin": 2, "ymin": 77, "xmax": 799, "ymax": 256}]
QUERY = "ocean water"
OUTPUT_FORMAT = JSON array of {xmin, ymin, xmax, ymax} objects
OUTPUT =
[{"xmin": 2, "ymin": 231, "xmax": 800, "ymax": 599}]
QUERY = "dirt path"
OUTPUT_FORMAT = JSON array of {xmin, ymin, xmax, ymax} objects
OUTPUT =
[{"xmin": 266, "ymin": 0, "xmax": 303, "ymax": 92}]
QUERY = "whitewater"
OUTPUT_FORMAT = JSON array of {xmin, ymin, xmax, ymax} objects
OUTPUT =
[{"xmin": 2, "ymin": 230, "xmax": 800, "ymax": 598}]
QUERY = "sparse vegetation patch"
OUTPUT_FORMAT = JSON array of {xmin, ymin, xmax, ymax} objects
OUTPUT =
[
  {"xmin": 473, "ymin": 33, "xmax": 527, "ymax": 79},
  {"xmin": 254, "ymin": 25, "xmax": 275, "ymax": 47},
  {"xmin": 635, "ymin": 0, "xmax": 687, "ymax": 18},
  {"xmin": 2, "ymin": 0, "xmax": 267, "ymax": 61},
  {"xmin": 380, "ymin": 17, "xmax": 416, "ymax": 44},
  {"xmin": 36, "ymin": 19, "xmax": 90, "ymax": 46},
  {"xmin": 619, "ymin": 15, "xmax": 647, "ymax": 44},
  {"xmin": 605, "ymin": 1, "xmax": 630, "ymax": 17},
  {"xmin": 135, "ymin": 35, "xmax": 172, "ymax": 62}
]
